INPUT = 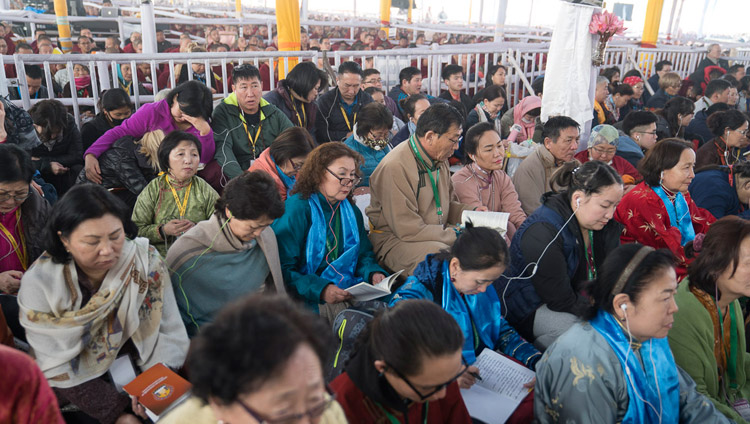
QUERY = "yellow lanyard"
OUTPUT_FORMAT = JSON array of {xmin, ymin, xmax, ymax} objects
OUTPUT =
[
  {"xmin": 242, "ymin": 117, "xmax": 263, "ymax": 159},
  {"xmin": 295, "ymin": 100, "xmax": 307, "ymax": 128},
  {"xmin": 165, "ymin": 175, "xmax": 192, "ymax": 219},
  {"xmin": 0, "ymin": 209, "xmax": 28, "ymax": 270},
  {"xmin": 339, "ymin": 105, "xmax": 357, "ymax": 131}
]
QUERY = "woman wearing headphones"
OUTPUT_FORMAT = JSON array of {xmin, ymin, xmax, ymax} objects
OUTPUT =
[
  {"xmin": 535, "ymin": 243, "xmax": 732, "ymax": 423},
  {"xmin": 497, "ymin": 160, "xmax": 624, "ymax": 349}
]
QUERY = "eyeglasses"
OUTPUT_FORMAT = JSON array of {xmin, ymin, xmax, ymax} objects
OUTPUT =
[
  {"xmin": 635, "ymin": 130, "xmax": 658, "ymax": 136},
  {"xmin": 591, "ymin": 145, "xmax": 617, "ymax": 155},
  {"xmin": 326, "ymin": 168, "xmax": 361, "ymax": 187},
  {"xmin": 733, "ymin": 128, "xmax": 749, "ymax": 135},
  {"xmin": 289, "ymin": 159, "xmax": 304, "ymax": 171},
  {"xmin": 0, "ymin": 191, "xmax": 30, "ymax": 203},
  {"xmin": 364, "ymin": 78, "xmax": 382, "ymax": 85},
  {"xmin": 236, "ymin": 387, "xmax": 336, "ymax": 424},
  {"xmin": 386, "ymin": 358, "xmax": 468, "ymax": 401}
]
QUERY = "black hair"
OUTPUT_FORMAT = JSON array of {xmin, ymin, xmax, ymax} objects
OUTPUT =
[
  {"xmin": 441, "ymin": 64, "xmax": 464, "ymax": 81},
  {"xmin": 415, "ymin": 103, "xmax": 464, "ymax": 138},
  {"xmin": 355, "ymin": 102, "xmax": 393, "ymax": 138},
  {"xmin": 706, "ymin": 109, "xmax": 748, "ymax": 136},
  {"xmin": 622, "ymin": 69, "xmax": 641, "ymax": 79},
  {"xmin": 435, "ymin": 222, "xmax": 508, "ymax": 270},
  {"xmin": 399, "ymin": 66, "xmax": 422, "ymax": 87},
  {"xmin": 705, "ymin": 101, "xmax": 731, "ymax": 118},
  {"xmin": 157, "ymin": 130, "xmax": 203, "ymax": 173},
  {"xmin": 654, "ymin": 60, "xmax": 672, "ymax": 72},
  {"xmin": 24, "ymin": 64, "xmax": 43, "ymax": 80},
  {"xmin": 15, "ymin": 42, "xmax": 32, "ymax": 51},
  {"xmin": 286, "ymin": 61, "xmax": 328, "ymax": 98},
  {"xmin": 0, "ymin": 144, "xmax": 34, "ymax": 184},
  {"xmin": 189, "ymin": 294, "xmax": 333, "ymax": 405},
  {"xmin": 231, "ymin": 63, "xmax": 262, "ymax": 84},
  {"xmin": 740, "ymin": 76, "xmax": 750, "ymax": 94},
  {"xmin": 44, "ymin": 184, "xmax": 138, "ymax": 264},
  {"xmin": 550, "ymin": 160, "xmax": 623, "ymax": 201},
  {"xmin": 166, "ymin": 80, "xmax": 213, "ymax": 121},
  {"xmin": 585, "ymin": 243, "xmax": 675, "ymax": 320},
  {"xmin": 337, "ymin": 61, "xmax": 363, "ymax": 77},
  {"xmin": 481, "ymin": 84, "xmax": 506, "ymax": 102},
  {"xmin": 28, "ymin": 99, "xmax": 68, "ymax": 141},
  {"xmin": 601, "ymin": 66, "xmax": 621, "ymax": 82},
  {"xmin": 612, "ymin": 84, "xmax": 634, "ymax": 97},
  {"xmin": 721, "ymin": 75, "xmax": 739, "ymax": 87},
  {"xmin": 99, "ymin": 88, "xmax": 133, "ymax": 112},
  {"xmin": 531, "ymin": 76, "xmax": 544, "ymax": 96},
  {"xmin": 215, "ymin": 171, "xmax": 285, "ymax": 220},
  {"xmin": 462, "ymin": 122, "xmax": 495, "ymax": 164},
  {"xmin": 622, "ymin": 110, "xmax": 658, "ymax": 137},
  {"xmin": 486, "ymin": 65, "xmax": 506, "ymax": 86},
  {"xmin": 366, "ymin": 299, "xmax": 463, "ymax": 376},
  {"xmin": 362, "ymin": 68, "xmax": 381, "ymax": 79},
  {"xmin": 363, "ymin": 86, "xmax": 382, "ymax": 96},
  {"xmin": 638, "ymin": 138, "xmax": 693, "ymax": 186},
  {"xmin": 269, "ymin": 127, "xmax": 315, "ymax": 167},
  {"xmin": 399, "ymin": 93, "xmax": 428, "ymax": 120},
  {"xmin": 657, "ymin": 96, "xmax": 694, "ymax": 137},
  {"xmin": 705, "ymin": 78, "xmax": 732, "ymax": 99},
  {"xmin": 542, "ymin": 116, "xmax": 580, "ymax": 141}
]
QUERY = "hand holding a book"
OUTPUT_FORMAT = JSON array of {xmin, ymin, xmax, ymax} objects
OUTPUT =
[
  {"xmin": 322, "ymin": 284, "xmax": 354, "ymax": 304},
  {"xmin": 116, "ymin": 398, "xmax": 148, "ymax": 424},
  {"xmin": 371, "ymin": 272, "xmax": 386, "ymax": 285},
  {"xmin": 458, "ymin": 365, "xmax": 480, "ymax": 389}
]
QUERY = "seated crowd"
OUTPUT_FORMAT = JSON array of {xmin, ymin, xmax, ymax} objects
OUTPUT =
[{"xmin": 3, "ymin": 38, "xmax": 750, "ymax": 424}]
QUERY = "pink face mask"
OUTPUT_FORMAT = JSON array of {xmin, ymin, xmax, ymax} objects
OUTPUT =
[{"xmin": 74, "ymin": 75, "xmax": 91, "ymax": 90}]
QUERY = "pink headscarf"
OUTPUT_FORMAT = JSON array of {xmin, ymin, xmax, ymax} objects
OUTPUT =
[{"xmin": 512, "ymin": 96, "xmax": 541, "ymax": 142}]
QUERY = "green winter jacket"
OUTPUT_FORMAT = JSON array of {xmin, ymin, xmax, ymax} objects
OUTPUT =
[
  {"xmin": 131, "ymin": 174, "xmax": 219, "ymax": 257},
  {"xmin": 212, "ymin": 94, "xmax": 294, "ymax": 179}
]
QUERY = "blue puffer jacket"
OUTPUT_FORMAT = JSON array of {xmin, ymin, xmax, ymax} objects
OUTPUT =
[
  {"xmin": 391, "ymin": 254, "xmax": 540, "ymax": 369},
  {"xmin": 689, "ymin": 167, "xmax": 750, "ymax": 220}
]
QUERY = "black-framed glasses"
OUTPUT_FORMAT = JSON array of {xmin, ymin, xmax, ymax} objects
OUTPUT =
[
  {"xmin": 236, "ymin": 386, "xmax": 336, "ymax": 424},
  {"xmin": 386, "ymin": 358, "xmax": 469, "ymax": 401},
  {"xmin": 326, "ymin": 168, "xmax": 361, "ymax": 187},
  {"xmin": 289, "ymin": 159, "xmax": 304, "ymax": 171},
  {"xmin": 0, "ymin": 190, "xmax": 30, "ymax": 203},
  {"xmin": 635, "ymin": 130, "xmax": 658, "ymax": 136}
]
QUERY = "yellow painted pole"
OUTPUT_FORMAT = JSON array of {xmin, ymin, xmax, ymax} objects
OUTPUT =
[
  {"xmin": 235, "ymin": 0, "xmax": 242, "ymax": 19},
  {"xmin": 380, "ymin": 0, "xmax": 391, "ymax": 33},
  {"xmin": 468, "ymin": 0, "xmax": 473, "ymax": 27},
  {"xmin": 276, "ymin": 0, "xmax": 300, "ymax": 78},
  {"xmin": 641, "ymin": 0, "xmax": 664, "ymax": 48},
  {"xmin": 407, "ymin": 0, "xmax": 413, "ymax": 25},
  {"xmin": 53, "ymin": 0, "xmax": 73, "ymax": 53}
]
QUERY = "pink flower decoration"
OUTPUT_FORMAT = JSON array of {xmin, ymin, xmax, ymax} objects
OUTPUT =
[{"xmin": 589, "ymin": 10, "xmax": 627, "ymax": 41}]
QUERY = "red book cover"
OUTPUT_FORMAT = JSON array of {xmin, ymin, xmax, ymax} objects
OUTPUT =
[{"xmin": 123, "ymin": 363, "xmax": 192, "ymax": 416}]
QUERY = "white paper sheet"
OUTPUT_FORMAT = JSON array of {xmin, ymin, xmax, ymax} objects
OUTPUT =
[
  {"xmin": 460, "ymin": 348, "xmax": 535, "ymax": 424},
  {"xmin": 461, "ymin": 210, "xmax": 510, "ymax": 238}
]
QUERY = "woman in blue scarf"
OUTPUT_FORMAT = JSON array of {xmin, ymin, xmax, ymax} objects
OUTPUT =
[
  {"xmin": 249, "ymin": 127, "xmax": 315, "ymax": 201},
  {"xmin": 272, "ymin": 143, "xmax": 386, "ymax": 314},
  {"xmin": 116, "ymin": 63, "xmax": 152, "ymax": 96},
  {"xmin": 390, "ymin": 223, "xmax": 539, "ymax": 423},
  {"xmin": 535, "ymin": 243, "xmax": 732, "ymax": 423}
]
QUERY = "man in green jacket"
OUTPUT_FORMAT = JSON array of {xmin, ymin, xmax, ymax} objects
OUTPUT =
[{"xmin": 212, "ymin": 64, "xmax": 293, "ymax": 181}]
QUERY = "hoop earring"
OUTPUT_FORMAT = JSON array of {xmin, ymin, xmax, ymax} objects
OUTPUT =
[{"xmin": 659, "ymin": 171, "xmax": 664, "ymax": 186}]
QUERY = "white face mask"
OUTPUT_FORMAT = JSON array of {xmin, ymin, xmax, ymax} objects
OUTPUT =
[{"xmin": 521, "ymin": 117, "xmax": 533, "ymax": 124}]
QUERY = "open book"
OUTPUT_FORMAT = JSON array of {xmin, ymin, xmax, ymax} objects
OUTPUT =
[
  {"xmin": 462, "ymin": 210, "xmax": 510, "ymax": 238},
  {"xmin": 345, "ymin": 270, "xmax": 404, "ymax": 301},
  {"xmin": 123, "ymin": 363, "xmax": 192, "ymax": 421},
  {"xmin": 460, "ymin": 348, "xmax": 535, "ymax": 424}
]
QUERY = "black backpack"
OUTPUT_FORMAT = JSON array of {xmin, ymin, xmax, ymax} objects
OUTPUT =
[{"xmin": 325, "ymin": 300, "xmax": 388, "ymax": 382}]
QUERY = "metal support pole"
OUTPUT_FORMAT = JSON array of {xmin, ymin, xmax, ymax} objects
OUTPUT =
[
  {"xmin": 140, "ymin": 0, "xmax": 157, "ymax": 54},
  {"xmin": 494, "ymin": 0, "xmax": 508, "ymax": 42}
]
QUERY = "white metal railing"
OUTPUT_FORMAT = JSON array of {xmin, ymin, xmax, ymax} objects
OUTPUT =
[{"xmin": 3, "ymin": 42, "xmax": 747, "ymax": 128}]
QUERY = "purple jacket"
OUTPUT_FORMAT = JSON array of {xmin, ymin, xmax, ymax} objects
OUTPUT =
[{"xmin": 83, "ymin": 100, "xmax": 215, "ymax": 164}]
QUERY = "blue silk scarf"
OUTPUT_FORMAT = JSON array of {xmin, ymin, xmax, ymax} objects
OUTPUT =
[
  {"xmin": 652, "ymin": 185, "xmax": 695, "ymax": 246},
  {"xmin": 590, "ymin": 310, "xmax": 679, "ymax": 424},
  {"xmin": 304, "ymin": 194, "xmax": 360, "ymax": 289},
  {"xmin": 440, "ymin": 261, "xmax": 503, "ymax": 364},
  {"xmin": 274, "ymin": 163, "xmax": 296, "ymax": 196}
]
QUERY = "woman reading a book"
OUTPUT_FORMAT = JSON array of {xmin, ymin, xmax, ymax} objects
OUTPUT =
[
  {"xmin": 451, "ymin": 123, "xmax": 527, "ymax": 243},
  {"xmin": 390, "ymin": 224, "xmax": 538, "ymax": 423},
  {"xmin": 272, "ymin": 143, "xmax": 386, "ymax": 316},
  {"xmin": 18, "ymin": 184, "xmax": 189, "ymax": 424},
  {"xmin": 166, "ymin": 171, "xmax": 286, "ymax": 336},
  {"xmin": 535, "ymin": 243, "xmax": 732, "ymax": 423},
  {"xmin": 160, "ymin": 295, "xmax": 348, "ymax": 424},
  {"xmin": 330, "ymin": 299, "xmax": 473, "ymax": 423},
  {"xmin": 496, "ymin": 160, "xmax": 624, "ymax": 350}
]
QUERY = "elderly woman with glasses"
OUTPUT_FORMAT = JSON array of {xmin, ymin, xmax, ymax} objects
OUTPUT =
[
  {"xmin": 0, "ymin": 145, "xmax": 51, "ymax": 341},
  {"xmin": 575, "ymin": 124, "xmax": 641, "ymax": 186},
  {"xmin": 343, "ymin": 102, "xmax": 394, "ymax": 191},
  {"xmin": 331, "ymin": 299, "xmax": 472, "ymax": 423},
  {"xmin": 272, "ymin": 143, "xmax": 386, "ymax": 316}
]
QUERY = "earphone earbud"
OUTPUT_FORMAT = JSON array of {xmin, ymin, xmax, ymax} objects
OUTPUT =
[
  {"xmin": 620, "ymin": 303, "xmax": 628, "ymax": 312},
  {"xmin": 227, "ymin": 211, "xmax": 233, "ymax": 219},
  {"xmin": 576, "ymin": 198, "xmax": 581, "ymax": 208}
]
